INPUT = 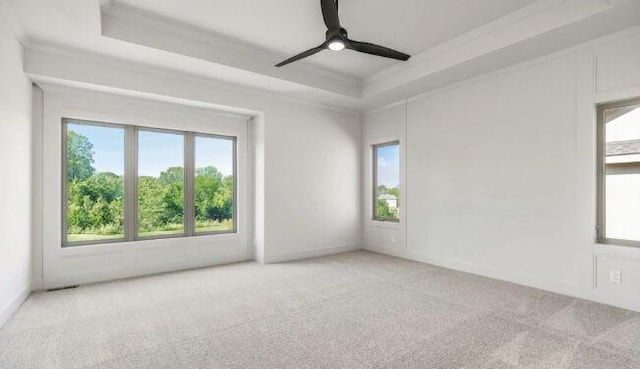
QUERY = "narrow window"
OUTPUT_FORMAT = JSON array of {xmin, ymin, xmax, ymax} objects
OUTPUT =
[
  {"xmin": 137, "ymin": 129, "xmax": 185, "ymax": 238},
  {"xmin": 194, "ymin": 135, "xmax": 236, "ymax": 234},
  {"xmin": 373, "ymin": 141, "xmax": 400, "ymax": 222},
  {"xmin": 63, "ymin": 120, "xmax": 126, "ymax": 245},
  {"xmin": 598, "ymin": 99, "xmax": 640, "ymax": 247}
]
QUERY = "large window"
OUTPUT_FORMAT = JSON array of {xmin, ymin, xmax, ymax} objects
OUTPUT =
[
  {"xmin": 597, "ymin": 99, "xmax": 640, "ymax": 247},
  {"xmin": 63, "ymin": 119, "xmax": 237, "ymax": 247},
  {"xmin": 373, "ymin": 141, "xmax": 400, "ymax": 222}
]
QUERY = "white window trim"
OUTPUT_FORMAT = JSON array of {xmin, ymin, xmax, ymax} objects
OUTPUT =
[
  {"xmin": 596, "ymin": 97, "xmax": 640, "ymax": 249},
  {"xmin": 372, "ymin": 140, "xmax": 401, "ymax": 223}
]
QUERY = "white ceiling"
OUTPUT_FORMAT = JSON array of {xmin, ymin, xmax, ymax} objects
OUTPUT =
[
  {"xmin": 7, "ymin": 0, "xmax": 640, "ymax": 111},
  {"xmin": 113, "ymin": 0, "xmax": 537, "ymax": 78}
]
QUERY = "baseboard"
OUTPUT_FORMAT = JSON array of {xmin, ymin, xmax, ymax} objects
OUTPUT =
[
  {"xmin": 364, "ymin": 244, "xmax": 407, "ymax": 259},
  {"xmin": 263, "ymin": 243, "xmax": 362, "ymax": 264},
  {"xmin": 0, "ymin": 288, "xmax": 31, "ymax": 329},
  {"xmin": 364, "ymin": 245, "xmax": 580, "ymax": 299},
  {"xmin": 43, "ymin": 253, "xmax": 252, "ymax": 291}
]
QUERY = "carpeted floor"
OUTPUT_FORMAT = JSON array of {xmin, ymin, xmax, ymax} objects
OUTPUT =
[{"xmin": 1, "ymin": 251, "xmax": 639, "ymax": 369}]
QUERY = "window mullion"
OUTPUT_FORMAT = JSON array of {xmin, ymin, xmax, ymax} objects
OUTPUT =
[
  {"xmin": 125, "ymin": 125, "xmax": 137, "ymax": 242},
  {"xmin": 185, "ymin": 132, "xmax": 195, "ymax": 237}
]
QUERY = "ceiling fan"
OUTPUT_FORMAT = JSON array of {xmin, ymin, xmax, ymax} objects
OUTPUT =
[{"xmin": 275, "ymin": 0, "xmax": 411, "ymax": 67}]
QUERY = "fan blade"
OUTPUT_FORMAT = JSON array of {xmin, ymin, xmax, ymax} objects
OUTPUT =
[
  {"xmin": 346, "ymin": 39, "xmax": 410, "ymax": 61},
  {"xmin": 321, "ymin": 0, "xmax": 340, "ymax": 31},
  {"xmin": 275, "ymin": 44, "xmax": 326, "ymax": 67}
]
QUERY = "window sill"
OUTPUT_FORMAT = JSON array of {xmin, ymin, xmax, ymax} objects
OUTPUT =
[
  {"xmin": 595, "ymin": 240, "xmax": 640, "ymax": 250},
  {"xmin": 368, "ymin": 219, "xmax": 401, "ymax": 229},
  {"xmin": 59, "ymin": 232, "xmax": 240, "ymax": 254}
]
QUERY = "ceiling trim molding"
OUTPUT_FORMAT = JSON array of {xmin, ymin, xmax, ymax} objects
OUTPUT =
[
  {"xmin": 101, "ymin": 1, "xmax": 362, "ymax": 98},
  {"xmin": 363, "ymin": 99, "xmax": 408, "ymax": 117},
  {"xmin": 366, "ymin": 25, "xmax": 640, "ymax": 115},
  {"xmin": 23, "ymin": 44, "xmax": 362, "ymax": 115},
  {"xmin": 363, "ymin": 0, "xmax": 613, "ymax": 98},
  {"xmin": 367, "ymin": 0, "xmax": 570, "ymax": 83},
  {"xmin": 14, "ymin": 0, "xmax": 638, "ymax": 113},
  {"xmin": 36, "ymin": 81, "xmax": 254, "ymax": 120}
]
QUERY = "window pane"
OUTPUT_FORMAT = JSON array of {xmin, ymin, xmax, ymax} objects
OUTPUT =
[
  {"xmin": 65, "ymin": 122, "xmax": 125, "ymax": 244},
  {"xmin": 137, "ymin": 130, "xmax": 185, "ymax": 238},
  {"xmin": 604, "ymin": 103, "xmax": 640, "ymax": 242},
  {"xmin": 194, "ymin": 136, "xmax": 235, "ymax": 233},
  {"xmin": 374, "ymin": 142, "xmax": 400, "ymax": 220}
]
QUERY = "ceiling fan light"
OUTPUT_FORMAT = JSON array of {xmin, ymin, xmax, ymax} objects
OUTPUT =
[
  {"xmin": 274, "ymin": 0, "xmax": 410, "ymax": 67},
  {"xmin": 328, "ymin": 40, "xmax": 345, "ymax": 51}
]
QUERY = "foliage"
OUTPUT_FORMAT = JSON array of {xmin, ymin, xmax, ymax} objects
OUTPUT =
[
  {"xmin": 376, "ymin": 185, "xmax": 400, "ymax": 219},
  {"xmin": 66, "ymin": 130, "xmax": 95, "ymax": 181},
  {"xmin": 386, "ymin": 187, "xmax": 400, "ymax": 199},
  {"xmin": 67, "ymin": 172, "xmax": 124, "ymax": 235},
  {"xmin": 377, "ymin": 199, "xmax": 395, "ymax": 219},
  {"xmin": 66, "ymin": 130, "xmax": 234, "ymax": 239},
  {"xmin": 195, "ymin": 166, "xmax": 233, "ymax": 223}
]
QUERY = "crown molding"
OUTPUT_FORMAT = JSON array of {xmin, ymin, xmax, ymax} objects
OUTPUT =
[
  {"xmin": 36, "ymin": 81, "xmax": 253, "ymax": 120},
  {"xmin": 363, "ymin": 0, "xmax": 612, "ymax": 98},
  {"xmin": 23, "ymin": 44, "xmax": 364, "ymax": 114},
  {"xmin": 98, "ymin": 0, "xmax": 626, "ymax": 108},
  {"xmin": 15, "ymin": 0, "xmax": 640, "ymax": 114}
]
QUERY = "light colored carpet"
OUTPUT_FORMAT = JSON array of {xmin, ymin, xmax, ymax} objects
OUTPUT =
[{"xmin": 1, "ymin": 251, "xmax": 639, "ymax": 369}]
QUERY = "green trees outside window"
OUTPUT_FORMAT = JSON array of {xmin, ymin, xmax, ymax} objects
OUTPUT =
[
  {"xmin": 376, "ymin": 185, "xmax": 400, "ymax": 220},
  {"xmin": 195, "ymin": 135, "xmax": 234, "ymax": 233},
  {"xmin": 137, "ymin": 130, "xmax": 185, "ymax": 237},
  {"xmin": 373, "ymin": 142, "xmax": 400, "ymax": 221},
  {"xmin": 64, "ymin": 120, "xmax": 236, "ymax": 246},
  {"xmin": 65, "ymin": 123, "xmax": 125, "ymax": 242}
]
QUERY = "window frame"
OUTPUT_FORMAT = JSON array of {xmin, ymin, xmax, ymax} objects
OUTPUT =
[
  {"xmin": 61, "ymin": 118, "xmax": 130, "ymax": 247},
  {"xmin": 372, "ymin": 140, "xmax": 400, "ymax": 223},
  {"xmin": 134, "ymin": 126, "xmax": 188, "ymax": 241},
  {"xmin": 192, "ymin": 132, "xmax": 238, "ymax": 236},
  {"xmin": 596, "ymin": 97, "xmax": 640, "ymax": 248},
  {"xmin": 62, "ymin": 118, "xmax": 238, "ymax": 247}
]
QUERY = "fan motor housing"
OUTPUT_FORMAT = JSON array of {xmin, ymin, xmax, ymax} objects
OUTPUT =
[{"xmin": 326, "ymin": 28, "xmax": 348, "ymax": 42}]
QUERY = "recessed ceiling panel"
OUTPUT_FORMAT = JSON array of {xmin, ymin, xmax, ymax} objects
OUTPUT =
[{"xmin": 114, "ymin": 0, "xmax": 537, "ymax": 78}]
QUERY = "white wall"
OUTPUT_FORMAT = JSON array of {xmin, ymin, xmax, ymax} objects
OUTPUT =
[
  {"xmin": 24, "ymin": 46, "xmax": 363, "ymax": 281},
  {"xmin": 249, "ymin": 114, "xmax": 266, "ymax": 262},
  {"xmin": 407, "ymin": 56, "xmax": 579, "ymax": 292},
  {"xmin": 36, "ymin": 86, "xmax": 251, "ymax": 289},
  {"xmin": 362, "ymin": 103, "xmax": 407, "ymax": 257},
  {"xmin": 262, "ymin": 102, "xmax": 362, "ymax": 262},
  {"xmin": 364, "ymin": 27, "xmax": 640, "ymax": 312},
  {"xmin": 0, "ymin": 8, "xmax": 32, "ymax": 325}
]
